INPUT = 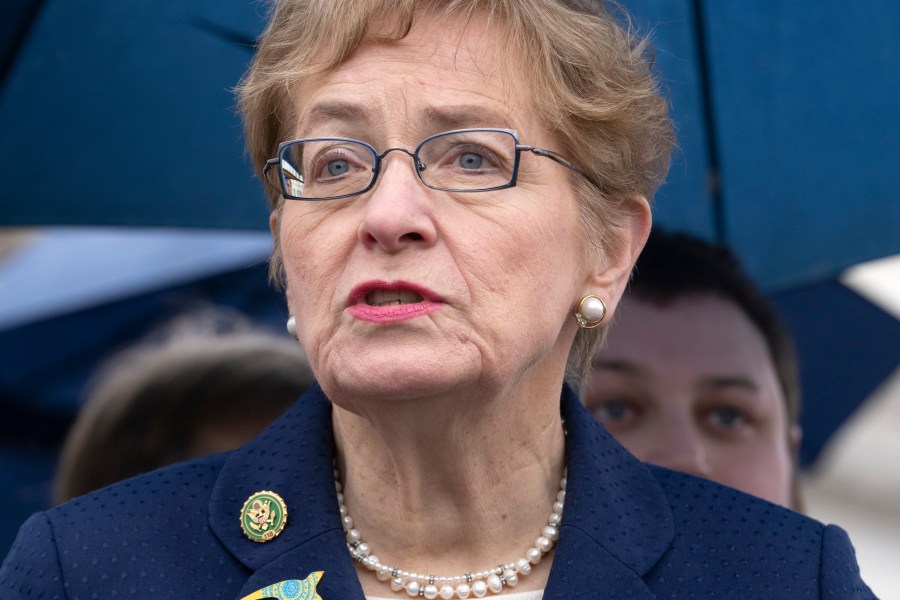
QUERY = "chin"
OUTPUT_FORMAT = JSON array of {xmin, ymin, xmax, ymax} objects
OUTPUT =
[{"xmin": 322, "ymin": 348, "xmax": 480, "ymax": 406}]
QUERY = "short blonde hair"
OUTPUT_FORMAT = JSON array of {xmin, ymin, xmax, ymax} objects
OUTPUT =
[{"xmin": 238, "ymin": 0, "xmax": 674, "ymax": 379}]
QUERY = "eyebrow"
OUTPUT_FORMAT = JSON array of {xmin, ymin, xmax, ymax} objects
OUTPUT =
[
  {"xmin": 421, "ymin": 105, "xmax": 514, "ymax": 132},
  {"xmin": 589, "ymin": 359, "xmax": 644, "ymax": 376},
  {"xmin": 296, "ymin": 101, "xmax": 373, "ymax": 136},
  {"xmin": 698, "ymin": 376, "xmax": 760, "ymax": 392},
  {"xmin": 591, "ymin": 361, "xmax": 761, "ymax": 393},
  {"xmin": 297, "ymin": 101, "xmax": 515, "ymax": 138}
]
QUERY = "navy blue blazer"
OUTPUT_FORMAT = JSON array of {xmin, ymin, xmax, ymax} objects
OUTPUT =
[{"xmin": 1, "ymin": 383, "xmax": 876, "ymax": 599}]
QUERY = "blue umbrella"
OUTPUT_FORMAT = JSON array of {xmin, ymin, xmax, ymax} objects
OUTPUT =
[
  {"xmin": 771, "ymin": 280, "xmax": 900, "ymax": 467},
  {"xmin": 625, "ymin": 0, "xmax": 900, "ymax": 290},
  {"xmin": 0, "ymin": 0, "xmax": 269, "ymax": 229},
  {"xmin": 3, "ymin": 1, "xmax": 899, "ymax": 288}
]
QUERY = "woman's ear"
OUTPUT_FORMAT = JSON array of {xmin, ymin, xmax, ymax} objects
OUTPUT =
[
  {"xmin": 585, "ymin": 194, "xmax": 651, "ymax": 317},
  {"xmin": 269, "ymin": 208, "xmax": 281, "ymax": 239}
]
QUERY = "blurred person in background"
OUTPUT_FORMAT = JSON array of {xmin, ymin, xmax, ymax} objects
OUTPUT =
[
  {"xmin": 581, "ymin": 229, "xmax": 803, "ymax": 508},
  {"xmin": 54, "ymin": 309, "xmax": 313, "ymax": 503}
]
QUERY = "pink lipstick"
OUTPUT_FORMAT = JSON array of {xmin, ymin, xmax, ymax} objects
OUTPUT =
[{"xmin": 347, "ymin": 280, "xmax": 444, "ymax": 323}]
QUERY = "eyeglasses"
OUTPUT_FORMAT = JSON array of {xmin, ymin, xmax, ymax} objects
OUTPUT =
[{"xmin": 263, "ymin": 128, "xmax": 602, "ymax": 201}]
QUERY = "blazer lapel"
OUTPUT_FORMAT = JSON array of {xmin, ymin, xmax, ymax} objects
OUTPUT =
[
  {"xmin": 209, "ymin": 384, "xmax": 672, "ymax": 600},
  {"xmin": 236, "ymin": 530, "xmax": 365, "ymax": 600},
  {"xmin": 543, "ymin": 385, "xmax": 674, "ymax": 599},
  {"xmin": 207, "ymin": 383, "xmax": 367, "ymax": 599}
]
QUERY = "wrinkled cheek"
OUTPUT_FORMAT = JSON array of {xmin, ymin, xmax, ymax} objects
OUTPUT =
[
  {"xmin": 280, "ymin": 243, "xmax": 312, "ymax": 313},
  {"xmin": 280, "ymin": 216, "xmax": 327, "ymax": 302},
  {"xmin": 281, "ymin": 263, "xmax": 311, "ymax": 348},
  {"xmin": 280, "ymin": 239, "xmax": 339, "ymax": 354}
]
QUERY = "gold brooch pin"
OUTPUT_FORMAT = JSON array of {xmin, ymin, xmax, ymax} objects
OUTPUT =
[
  {"xmin": 240, "ymin": 572, "xmax": 324, "ymax": 600},
  {"xmin": 240, "ymin": 490, "xmax": 288, "ymax": 542}
]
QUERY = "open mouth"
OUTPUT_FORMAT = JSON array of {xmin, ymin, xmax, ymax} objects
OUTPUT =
[
  {"xmin": 365, "ymin": 289, "xmax": 425, "ymax": 307},
  {"xmin": 348, "ymin": 280, "xmax": 442, "ymax": 322}
]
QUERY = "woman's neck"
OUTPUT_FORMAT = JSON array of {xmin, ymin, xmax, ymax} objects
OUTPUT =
[{"xmin": 330, "ymin": 379, "xmax": 566, "ymax": 595}]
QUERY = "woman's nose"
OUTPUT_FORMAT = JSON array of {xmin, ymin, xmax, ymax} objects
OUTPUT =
[{"xmin": 357, "ymin": 156, "xmax": 438, "ymax": 253}]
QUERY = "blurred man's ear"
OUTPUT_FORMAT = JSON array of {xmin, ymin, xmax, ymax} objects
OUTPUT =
[
  {"xmin": 790, "ymin": 424, "xmax": 803, "ymax": 453},
  {"xmin": 790, "ymin": 423, "xmax": 804, "ymax": 512}
]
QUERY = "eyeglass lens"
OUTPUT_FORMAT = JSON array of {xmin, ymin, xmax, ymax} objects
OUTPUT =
[{"xmin": 277, "ymin": 130, "xmax": 518, "ymax": 200}]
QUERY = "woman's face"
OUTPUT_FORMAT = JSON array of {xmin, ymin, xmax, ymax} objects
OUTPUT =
[
  {"xmin": 277, "ymin": 14, "xmax": 631, "ymax": 405},
  {"xmin": 581, "ymin": 294, "xmax": 797, "ymax": 507}
]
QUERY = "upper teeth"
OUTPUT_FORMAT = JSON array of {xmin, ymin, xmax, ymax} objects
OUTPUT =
[{"xmin": 365, "ymin": 289, "xmax": 424, "ymax": 306}]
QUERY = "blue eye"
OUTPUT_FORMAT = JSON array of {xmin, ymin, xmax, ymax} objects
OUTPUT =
[
  {"xmin": 326, "ymin": 159, "xmax": 350, "ymax": 176},
  {"xmin": 603, "ymin": 401, "xmax": 630, "ymax": 420},
  {"xmin": 458, "ymin": 152, "xmax": 484, "ymax": 169},
  {"xmin": 594, "ymin": 399, "xmax": 639, "ymax": 424},
  {"xmin": 707, "ymin": 407, "xmax": 750, "ymax": 430}
]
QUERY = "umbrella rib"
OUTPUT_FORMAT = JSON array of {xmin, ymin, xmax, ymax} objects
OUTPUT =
[{"xmin": 690, "ymin": 0, "xmax": 727, "ymax": 245}]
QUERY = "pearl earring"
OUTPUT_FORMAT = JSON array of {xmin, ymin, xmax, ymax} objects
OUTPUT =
[
  {"xmin": 286, "ymin": 315, "xmax": 298, "ymax": 339},
  {"xmin": 574, "ymin": 295, "xmax": 607, "ymax": 329}
]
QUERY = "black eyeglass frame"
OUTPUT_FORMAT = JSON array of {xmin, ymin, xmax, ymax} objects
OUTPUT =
[{"xmin": 263, "ymin": 127, "xmax": 603, "ymax": 201}]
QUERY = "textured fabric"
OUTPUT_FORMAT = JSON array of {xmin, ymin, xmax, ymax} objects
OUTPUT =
[
  {"xmin": 0, "ymin": 383, "xmax": 877, "ymax": 599},
  {"xmin": 368, "ymin": 592, "xmax": 544, "ymax": 600}
]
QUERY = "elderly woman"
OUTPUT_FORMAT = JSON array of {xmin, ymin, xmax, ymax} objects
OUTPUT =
[{"xmin": 1, "ymin": 1, "xmax": 874, "ymax": 599}]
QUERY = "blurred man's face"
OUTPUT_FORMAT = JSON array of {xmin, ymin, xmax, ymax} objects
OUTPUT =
[{"xmin": 581, "ymin": 294, "xmax": 796, "ymax": 507}]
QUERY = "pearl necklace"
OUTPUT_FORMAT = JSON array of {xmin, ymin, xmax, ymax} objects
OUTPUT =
[{"xmin": 335, "ymin": 466, "xmax": 566, "ymax": 599}]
